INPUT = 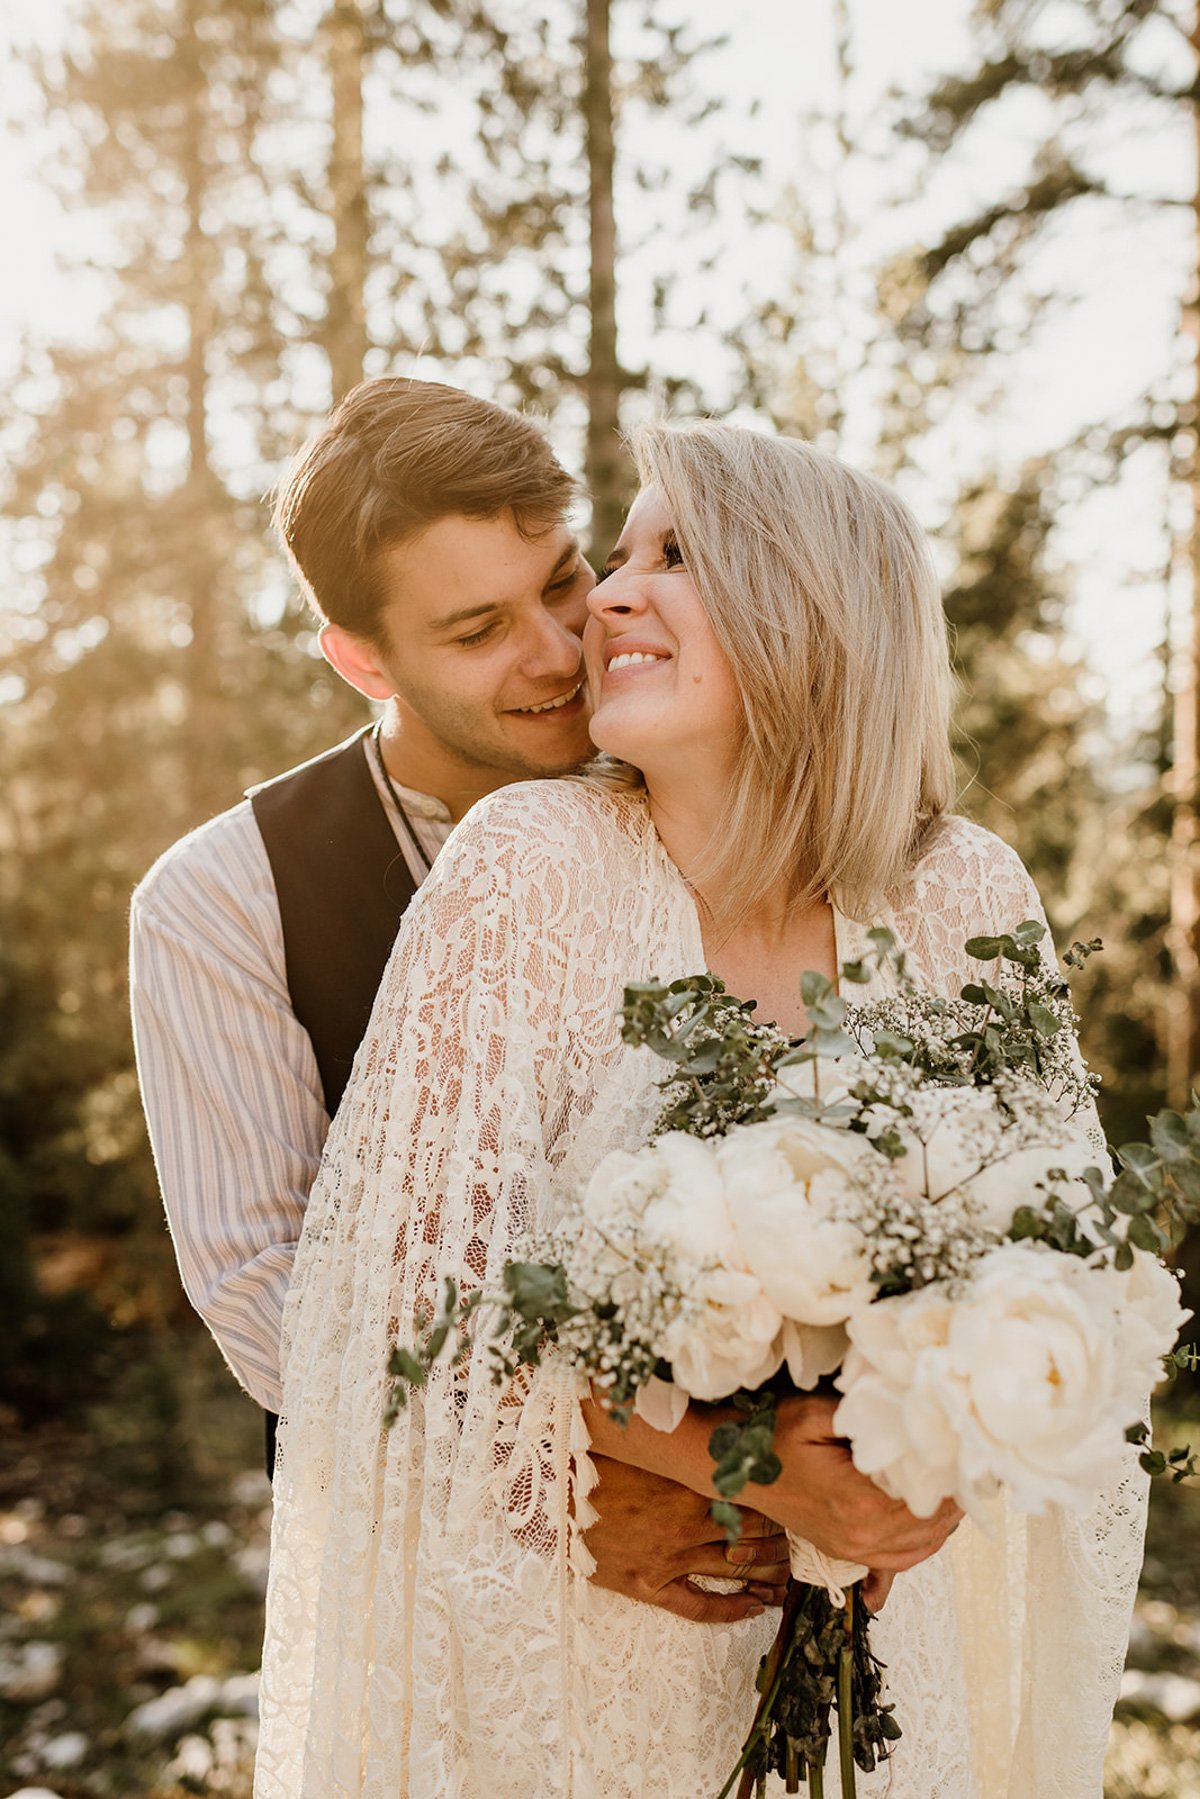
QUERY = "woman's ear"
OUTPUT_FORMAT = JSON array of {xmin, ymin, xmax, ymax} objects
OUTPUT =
[{"xmin": 318, "ymin": 622, "xmax": 397, "ymax": 702}]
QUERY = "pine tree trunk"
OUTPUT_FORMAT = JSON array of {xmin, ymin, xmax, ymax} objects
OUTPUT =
[
  {"xmin": 324, "ymin": 0, "xmax": 369, "ymax": 402},
  {"xmin": 583, "ymin": 0, "xmax": 624, "ymax": 562},
  {"xmin": 1167, "ymin": 32, "xmax": 1200, "ymax": 1106}
]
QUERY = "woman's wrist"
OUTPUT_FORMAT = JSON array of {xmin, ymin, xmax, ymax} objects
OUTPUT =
[{"xmin": 580, "ymin": 1392, "xmax": 734, "ymax": 1500}]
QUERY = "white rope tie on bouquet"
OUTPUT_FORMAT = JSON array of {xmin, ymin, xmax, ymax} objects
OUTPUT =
[{"xmin": 786, "ymin": 1532, "xmax": 867, "ymax": 1608}]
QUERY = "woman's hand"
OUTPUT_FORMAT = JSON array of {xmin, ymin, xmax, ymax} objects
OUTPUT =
[
  {"xmin": 581, "ymin": 1389, "xmax": 961, "ymax": 1577},
  {"xmin": 754, "ymin": 1394, "xmax": 962, "ymax": 1572}
]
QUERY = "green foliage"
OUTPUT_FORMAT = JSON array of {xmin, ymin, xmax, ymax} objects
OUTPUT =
[
  {"xmin": 620, "ymin": 975, "xmax": 789, "ymax": 1138},
  {"xmin": 706, "ymin": 1393, "xmax": 784, "ymax": 1526},
  {"xmin": 384, "ymin": 1278, "xmax": 483, "ymax": 1426},
  {"xmin": 1126, "ymin": 1417, "xmax": 1200, "ymax": 1485}
]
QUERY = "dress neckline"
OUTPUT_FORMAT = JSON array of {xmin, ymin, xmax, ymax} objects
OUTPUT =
[{"xmin": 633, "ymin": 791, "xmax": 851, "ymax": 1006}]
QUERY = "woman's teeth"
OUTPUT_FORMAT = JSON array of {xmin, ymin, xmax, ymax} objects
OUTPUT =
[{"xmin": 608, "ymin": 651, "xmax": 667, "ymax": 672}]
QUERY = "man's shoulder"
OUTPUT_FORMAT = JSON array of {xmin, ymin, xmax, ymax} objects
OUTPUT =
[
  {"xmin": 134, "ymin": 731, "xmax": 375, "ymax": 919},
  {"xmin": 245, "ymin": 727, "xmax": 371, "ymax": 803},
  {"xmin": 132, "ymin": 797, "xmax": 271, "ymax": 926}
]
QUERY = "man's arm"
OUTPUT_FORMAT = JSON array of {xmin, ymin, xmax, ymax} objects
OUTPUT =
[{"xmin": 129, "ymin": 808, "xmax": 327, "ymax": 1413}]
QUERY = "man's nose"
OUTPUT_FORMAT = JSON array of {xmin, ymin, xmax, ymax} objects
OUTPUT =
[{"xmin": 526, "ymin": 602, "xmax": 585, "ymax": 677}]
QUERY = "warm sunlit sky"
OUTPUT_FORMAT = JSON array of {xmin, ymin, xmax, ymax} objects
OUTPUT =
[{"xmin": 0, "ymin": 0, "xmax": 1192, "ymax": 732}]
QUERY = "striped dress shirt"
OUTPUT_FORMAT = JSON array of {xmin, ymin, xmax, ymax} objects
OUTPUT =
[{"xmin": 129, "ymin": 740, "xmax": 451, "ymax": 1413}]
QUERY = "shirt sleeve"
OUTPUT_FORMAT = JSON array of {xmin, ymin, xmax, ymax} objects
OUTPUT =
[{"xmin": 129, "ymin": 807, "xmax": 327, "ymax": 1413}]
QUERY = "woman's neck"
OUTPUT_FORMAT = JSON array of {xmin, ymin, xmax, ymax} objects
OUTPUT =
[{"xmin": 646, "ymin": 776, "xmax": 792, "ymax": 945}]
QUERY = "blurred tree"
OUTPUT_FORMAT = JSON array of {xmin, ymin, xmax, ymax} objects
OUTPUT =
[
  {"xmin": 411, "ymin": 0, "xmax": 741, "ymax": 556},
  {"xmin": 0, "ymin": 0, "xmax": 750, "ymax": 1410},
  {"xmin": 732, "ymin": 3, "xmax": 1101, "ymax": 955},
  {"xmin": 940, "ymin": 465, "xmax": 1104, "ymax": 921},
  {"xmin": 584, "ymin": 0, "xmax": 623, "ymax": 556},
  {"xmin": 880, "ymin": 0, "xmax": 1196, "ymax": 1102},
  {"xmin": 322, "ymin": 0, "xmax": 370, "ymax": 400},
  {"xmin": 0, "ymin": 0, "xmax": 370, "ymax": 1389}
]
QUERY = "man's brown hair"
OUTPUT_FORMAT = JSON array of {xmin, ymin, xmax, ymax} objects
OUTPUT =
[{"xmin": 273, "ymin": 376, "xmax": 577, "ymax": 639}]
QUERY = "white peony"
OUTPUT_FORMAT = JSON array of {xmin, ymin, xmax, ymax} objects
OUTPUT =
[
  {"xmin": 633, "ymin": 1374, "xmax": 689, "ymax": 1433},
  {"xmin": 580, "ymin": 1146, "xmax": 666, "ymax": 1240},
  {"xmin": 583, "ymin": 1131, "xmax": 784, "ymax": 1403},
  {"xmin": 874, "ymin": 1084, "xmax": 1096, "ymax": 1234},
  {"xmin": 661, "ymin": 1265, "xmax": 784, "ymax": 1402},
  {"xmin": 717, "ymin": 1119, "xmax": 875, "ymax": 1327},
  {"xmin": 771, "ymin": 1057, "xmax": 860, "ymax": 1111},
  {"xmin": 640, "ymin": 1132, "xmax": 745, "ymax": 1269},
  {"xmin": 1099, "ymin": 1248, "xmax": 1191, "ymax": 1416},
  {"xmin": 835, "ymin": 1240, "xmax": 1170, "ymax": 1519},
  {"xmin": 780, "ymin": 1317, "xmax": 849, "ymax": 1391}
]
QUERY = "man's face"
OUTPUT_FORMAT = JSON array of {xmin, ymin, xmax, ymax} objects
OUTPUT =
[{"xmin": 341, "ymin": 511, "xmax": 596, "ymax": 783}]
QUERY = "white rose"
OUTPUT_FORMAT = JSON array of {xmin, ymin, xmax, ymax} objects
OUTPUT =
[
  {"xmin": 717, "ymin": 1119, "xmax": 875, "ymax": 1325},
  {"xmin": 836, "ymin": 1242, "xmax": 1143, "ymax": 1518},
  {"xmin": 662, "ymin": 1266, "xmax": 784, "ymax": 1402}
]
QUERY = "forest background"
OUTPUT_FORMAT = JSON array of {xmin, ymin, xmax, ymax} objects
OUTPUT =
[{"xmin": 2, "ymin": 0, "xmax": 1200, "ymax": 1794}]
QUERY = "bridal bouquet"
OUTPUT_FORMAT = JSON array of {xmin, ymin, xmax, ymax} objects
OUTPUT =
[{"xmin": 387, "ymin": 924, "xmax": 1198, "ymax": 1797}]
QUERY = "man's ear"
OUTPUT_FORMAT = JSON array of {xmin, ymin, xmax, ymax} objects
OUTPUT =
[{"xmin": 318, "ymin": 622, "xmax": 396, "ymax": 701}]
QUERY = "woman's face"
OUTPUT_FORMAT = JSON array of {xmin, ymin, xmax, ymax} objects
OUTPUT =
[{"xmin": 584, "ymin": 486, "xmax": 742, "ymax": 778}]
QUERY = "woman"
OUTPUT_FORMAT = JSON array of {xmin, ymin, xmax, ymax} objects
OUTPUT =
[{"xmin": 255, "ymin": 422, "xmax": 1144, "ymax": 1797}]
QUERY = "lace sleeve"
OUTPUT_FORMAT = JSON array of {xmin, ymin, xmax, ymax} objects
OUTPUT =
[
  {"xmin": 254, "ymin": 782, "xmax": 659, "ymax": 1797},
  {"xmin": 899, "ymin": 816, "xmax": 1107, "ymax": 1161},
  {"xmin": 896, "ymin": 816, "xmax": 1145, "ymax": 1798}
]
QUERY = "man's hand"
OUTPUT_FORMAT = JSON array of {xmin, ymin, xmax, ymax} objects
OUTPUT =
[
  {"xmin": 583, "ymin": 1454, "xmax": 789, "ymax": 1625},
  {"xmin": 760, "ymin": 1395, "xmax": 962, "ymax": 1572}
]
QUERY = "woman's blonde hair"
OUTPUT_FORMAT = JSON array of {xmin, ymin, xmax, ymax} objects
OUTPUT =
[{"xmin": 592, "ymin": 419, "xmax": 956, "ymax": 923}]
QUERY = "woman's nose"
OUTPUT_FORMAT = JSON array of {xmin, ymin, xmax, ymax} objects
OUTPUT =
[{"xmin": 586, "ymin": 566, "xmax": 646, "ymax": 620}]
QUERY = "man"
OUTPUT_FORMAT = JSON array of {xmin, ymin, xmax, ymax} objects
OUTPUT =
[{"xmin": 131, "ymin": 376, "xmax": 952, "ymax": 1627}]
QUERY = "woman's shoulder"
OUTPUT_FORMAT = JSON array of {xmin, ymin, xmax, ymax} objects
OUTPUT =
[
  {"xmin": 897, "ymin": 812, "xmax": 1041, "ymax": 927},
  {"xmin": 456, "ymin": 775, "xmax": 646, "ymax": 847},
  {"xmin": 431, "ymin": 776, "xmax": 652, "ymax": 896},
  {"xmin": 911, "ymin": 812, "xmax": 1032, "ymax": 888}
]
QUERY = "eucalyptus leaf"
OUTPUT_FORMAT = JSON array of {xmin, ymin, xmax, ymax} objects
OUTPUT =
[
  {"xmin": 1127, "ymin": 1213, "xmax": 1165, "ymax": 1253},
  {"xmin": 1150, "ymin": 1110, "xmax": 1194, "ymax": 1162},
  {"xmin": 964, "ymin": 936, "xmax": 1002, "ymax": 960},
  {"xmin": 1026, "ymin": 1000, "xmax": 1061, "ymax": 1038},
  {"xmin": 1117, "ymin": 1143, "xmax": 1159, "ymax": 1181}
]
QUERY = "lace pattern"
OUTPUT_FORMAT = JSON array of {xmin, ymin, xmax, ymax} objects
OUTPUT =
[{"xmin": 254, "ymin": 786, "xmax": 1145, "ymax": 1798}]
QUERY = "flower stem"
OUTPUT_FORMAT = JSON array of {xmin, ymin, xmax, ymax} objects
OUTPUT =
[
  {"xmin": 726, "ymin": 1582, "xmax": 806, "ymax": 1799},
  {"xmin": 837, "ymin": 1590, "xmax": 857, "ymax": 1798}
]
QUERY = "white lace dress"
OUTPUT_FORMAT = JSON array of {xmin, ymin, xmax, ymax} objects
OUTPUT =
[{"xmin": 254, "ymin": 781, "xmax": 1146, "ymax": 1799}]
